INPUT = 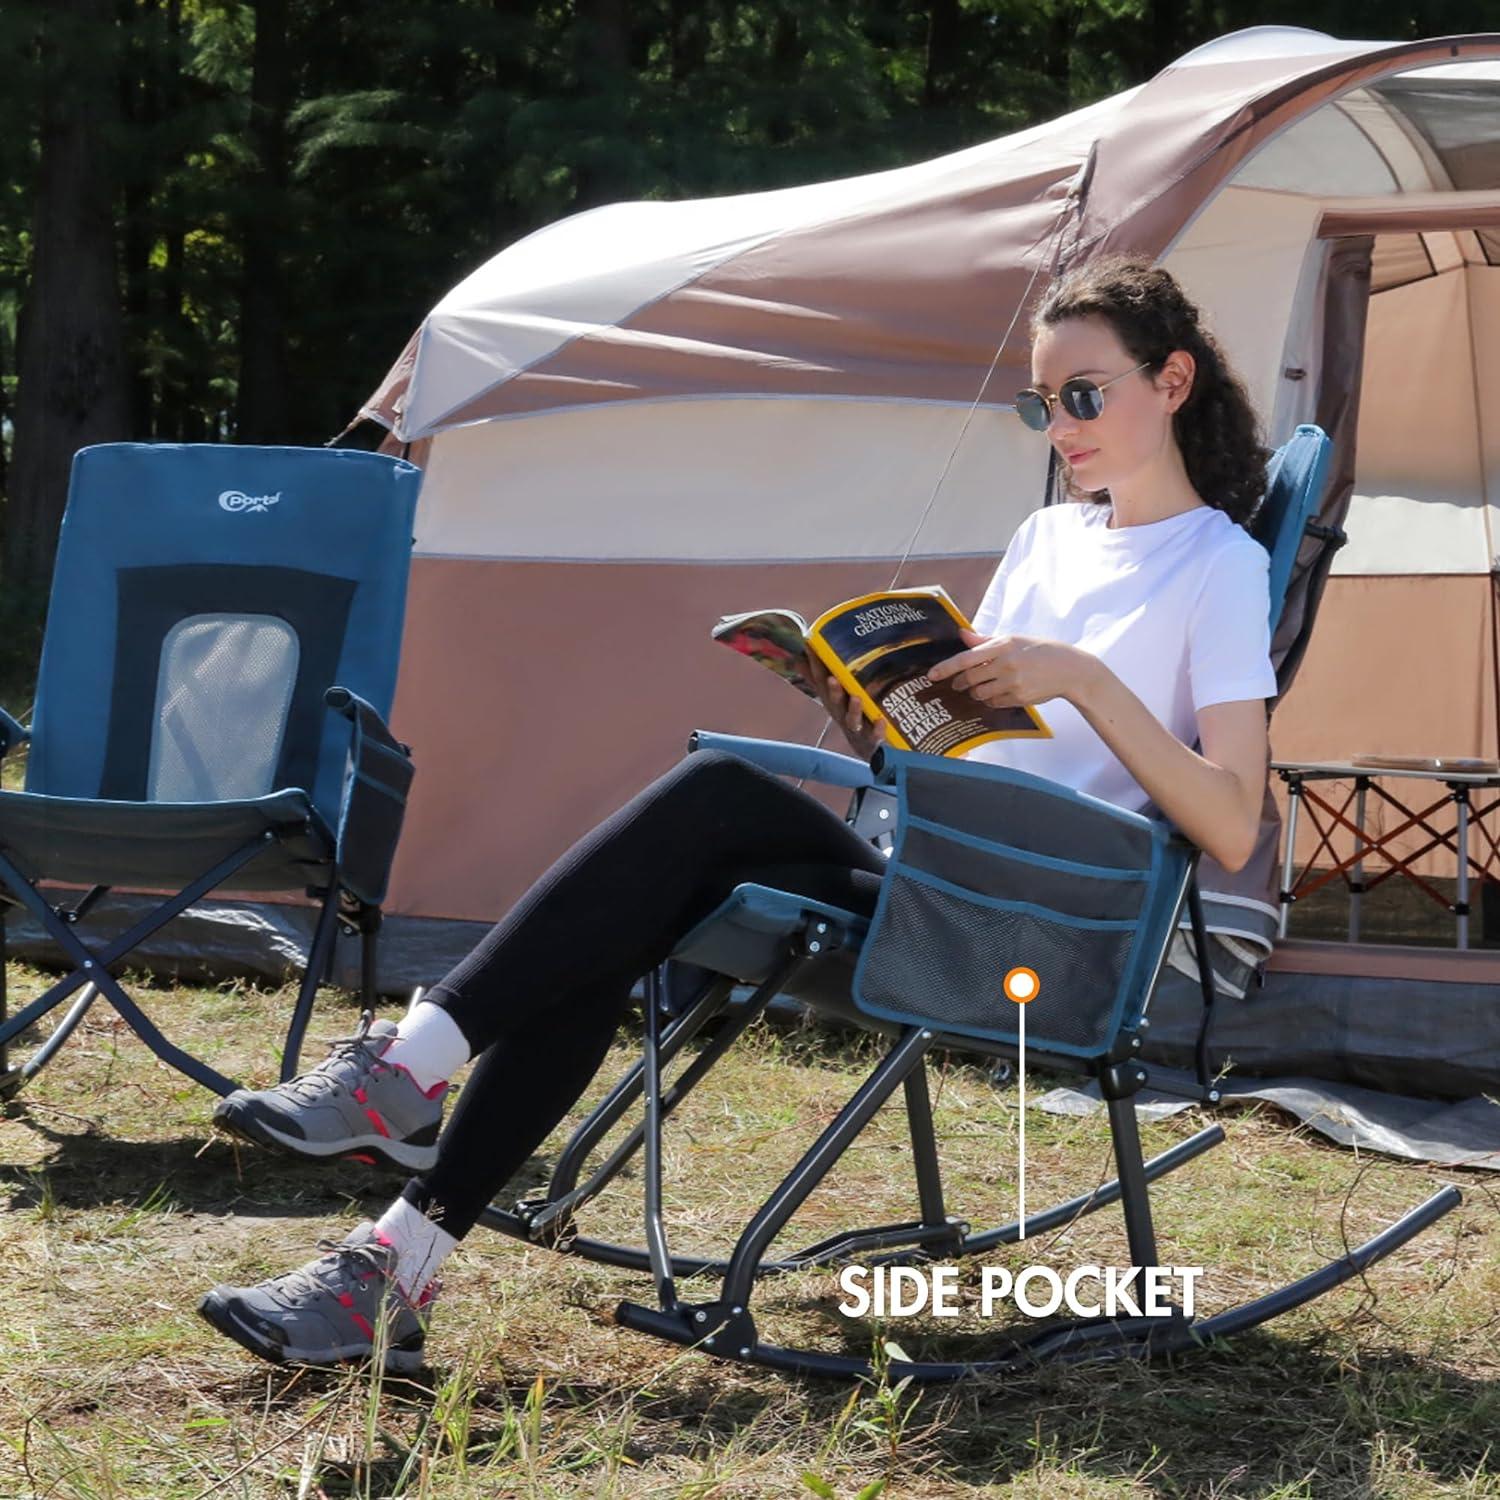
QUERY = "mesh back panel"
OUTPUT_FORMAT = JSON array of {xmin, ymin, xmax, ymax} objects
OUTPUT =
[{"xmin": 148, "ymin": 615, "xmax": 299, "ymax": 802}]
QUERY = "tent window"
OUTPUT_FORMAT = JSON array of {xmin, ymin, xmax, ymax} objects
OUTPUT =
[
  {"xmin": 1373, "ymin": 77, "xmax": 1500, "ymax": 191},
  {"xmin": 1369, "ymin": 233, "xmax": 1437, "ymax": 293}
]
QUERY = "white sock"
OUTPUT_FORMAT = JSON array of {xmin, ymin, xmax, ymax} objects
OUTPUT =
[
  {"xmin": 382, "ymin": 998, "xmax": 471, "ymax": 1093},
  {"xmin": 374, "ymin": 1196, "xmax": 459, "ymax": 1299}
]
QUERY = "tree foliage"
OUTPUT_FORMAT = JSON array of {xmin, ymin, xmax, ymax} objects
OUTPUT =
[{"xmin": 0, "ymin": 0, "xmax": 1481, "ymax": 588}]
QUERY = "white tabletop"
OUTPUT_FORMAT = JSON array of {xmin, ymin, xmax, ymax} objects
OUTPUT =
[{"xmin": 1272, "ymin": 758, "xmax": 1500, "ymax": 785}]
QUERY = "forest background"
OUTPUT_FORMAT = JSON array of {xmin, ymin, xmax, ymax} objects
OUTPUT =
[{"xmin": 0, "ymin": 0, "xmax": 1483, "ymax": 669}]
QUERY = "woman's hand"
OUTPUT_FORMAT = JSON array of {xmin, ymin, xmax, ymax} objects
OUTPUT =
[
  {"xmin": 928, "ymin": 627, "xmax": 1100, "ymax": 708},
  {"xmin": 805, "ymin": 650, "xmax": 889, "ymax": 759}
]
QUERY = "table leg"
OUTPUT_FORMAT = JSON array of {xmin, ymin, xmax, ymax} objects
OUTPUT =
[
  {"xmin": 1455, "ymin": 786, "xmax": 1470, "ymax": 951},
  {"xmin": 1279, "ymin": 777, "xmax": 1302, "ymax": 940},
  {"xmin": 1350, "ymin": 777, "xmax": 1368, "ymax": 944}
]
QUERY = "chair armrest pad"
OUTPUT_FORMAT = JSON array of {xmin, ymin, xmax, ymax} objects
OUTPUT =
[
  {"xmin": 689, "ymin": 730, "xmax": 875, "ymax": 789},
  {"xmin": 325, "ymin": 687, "xmax": 409, "ymax": 755},
  {"xmin": 0, "ymin": 706, "xmax": 30, "ymax": 758}
]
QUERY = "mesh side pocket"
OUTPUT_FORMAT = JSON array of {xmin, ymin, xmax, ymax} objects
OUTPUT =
[
  {"xmin": 904, "ymin": 761, "xmax": 1156, "ymax": 870},
  {"xmin": 332, "ymin": 692, "xmax": 413, "ymax": 907},
  {"xmin": 902, "ymin": 825, "xmax": 1146, "ymax": 922},
  {"xmin": 150, "ymin": 615, "xmax": 299, "ymax": 801},
  {"xmin": 855, "ymin": 872, "xmax": 1136, "ymax": 1052}
]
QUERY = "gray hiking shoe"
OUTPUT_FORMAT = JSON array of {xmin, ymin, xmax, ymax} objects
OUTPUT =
[
  {"xmin": 199, "ymin": 1223, "xmax": 434, "ymax": 1372},
  {"xmin": 213, "ymin": 1013, "xmax": 447, "ymax": 1171}
]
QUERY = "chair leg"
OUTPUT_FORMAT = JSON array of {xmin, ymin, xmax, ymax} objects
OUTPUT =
[
  {"xmin": 545, "ymin": 972, "xmax": 742, "ymax": 1203},
  {"xmin": 1185, "ymin": 878, "xmax": 1221, "ymax": 1100},
  {"xmin": 902, "ymin": 1058, "xmax": 956, "ymax": 1244},
  {"xmin": 641, "ymin": 965, "xmax": 677, "ymax": 1311},
  {"xmin": 14, "ymin": 983, "xmax": 101, "ymax": 1083},
  {"xmin": 359, "ymin": 906, "xmax": 381, "ymax": 1012},
  {"xmin": 723, "ymin": 1026, "xmax": 935, "ymax": 1308},
  {"xmin": 1104, "ymin": 1085, "xmax": 1161, "ymax": 1271},
  {"xmin": 279, "ymin": 884, "xmax": 343, "ymax": 1083},
  {"xmin": 494, "ymin": 963, "xmax": 792, "ymax": 1248},
  {"xmin": 0, "ymin": 843, "xmax": 261, "ymax": 1097},
  {"xmin": 0, "ymin": 908, "xmax": 12, "ymax": 1097}
]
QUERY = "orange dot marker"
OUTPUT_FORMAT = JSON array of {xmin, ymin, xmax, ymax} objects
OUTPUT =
[{"xmin": 1003, "ymin": 966, "xmax": 1040, "ymax": 1004}]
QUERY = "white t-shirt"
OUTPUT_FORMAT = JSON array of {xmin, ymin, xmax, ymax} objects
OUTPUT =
[{"xmin": 963, "ymin": 499, "xmax": 1277, "ymax": 813}]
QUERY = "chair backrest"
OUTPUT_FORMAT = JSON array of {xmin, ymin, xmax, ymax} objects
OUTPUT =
[
  {"xmin": 27, "ymin": 444, "xmax": 420, "ymax": 825},
  {"xmin": 852, "ymin": 429, "xmax": 1335, "ymax": 1059},
  {"xmin": 1252, "ymin": 423, "xmax": 1332, "ymax": 634},
  {"xmin": 853, "ymin": 752, "xmax": 1190, "ymax": 1058}
]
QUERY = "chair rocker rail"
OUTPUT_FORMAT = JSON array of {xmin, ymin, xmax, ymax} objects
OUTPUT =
[
  {"xmin": 611, "ymin": 1053, "xmax": 1462, "ymax": 1385},
  {"xmin": 614, "ymin": 1172, "xmax": 1459, "ymax": 1382}
]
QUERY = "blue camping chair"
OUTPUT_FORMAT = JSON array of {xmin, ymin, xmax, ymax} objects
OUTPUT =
[
  {"xmin": 0, "ymin": 444, "xmax": 420, "ymax": 1103},
  {"xmin": 478, "ymin": 423, "xmax": 1462, "ymax": 1380}
]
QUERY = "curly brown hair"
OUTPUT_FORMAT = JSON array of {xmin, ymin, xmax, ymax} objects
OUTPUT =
[{"xmin": 1029, "ymin": 256, "xmax": 1269, "ymax": 528}]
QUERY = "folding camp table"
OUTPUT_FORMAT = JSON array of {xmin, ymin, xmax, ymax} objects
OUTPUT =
[{"xmin": 1272, "ymin": 757, "xmax": 1500, "ymax": 949}]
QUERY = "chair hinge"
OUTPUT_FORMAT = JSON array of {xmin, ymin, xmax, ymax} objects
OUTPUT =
[
  {"xmin": 679, "ymin": 1301, "xmax": 758, "ymax": 1358},
  {"xmin": 1098, "ymin": 1061, "xmax": 1151, "ymax": 1100}
]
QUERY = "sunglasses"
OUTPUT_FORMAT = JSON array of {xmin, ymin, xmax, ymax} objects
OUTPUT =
[{"xmin": 1014, "ymin": 361, "xmax": 1152, "ymax": 433}]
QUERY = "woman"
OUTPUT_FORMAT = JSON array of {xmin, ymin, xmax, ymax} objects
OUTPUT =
[{"xmin": 200, "ymin": 256, "xmax": 1276, "ymax": 1371}]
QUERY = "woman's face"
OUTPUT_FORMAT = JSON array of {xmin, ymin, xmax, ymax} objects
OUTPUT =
[{"xmin": 1027, "ymin": 315, "xmax": 1186, "ymax": 493}]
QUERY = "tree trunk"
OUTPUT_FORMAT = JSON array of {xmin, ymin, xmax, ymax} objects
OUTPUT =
[
  {"xmin": 1043, "ymin": 0, "xmax": 1076, "ymax": 104},
  {"xmin": 8, "ymin": 0, "xmax": 130, "ymax": 594},
  {"xmin": 667, "ymin": 0, "xmax": 706, "ymax": 86},
  {"xmin": 236, "ymin": 0, "xmax": 290, "ymax": 443},
  {"xmin": 572, "ymin": 0, "xmax": 630, "ymax": 208},
  {"xmin": 120, "ymin": 0, "xmax": 157, "ymax": 437},
  {"xmin": 767, "ymin": 8, "xmax": 801, "ymax": 148},
  {"xmin": 925, "ymin": 0, "xmax": 960, "ymax": 108}
]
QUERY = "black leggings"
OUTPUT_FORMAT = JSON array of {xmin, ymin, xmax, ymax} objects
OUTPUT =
[{"xmin": 402, "ymin": 750, "xmax": 887, "ymax": 1239}]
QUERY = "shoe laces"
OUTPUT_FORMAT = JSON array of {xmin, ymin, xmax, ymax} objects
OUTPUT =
[
  {"xmin": 281, "ymin": 1236, "xmax": 397, "ymax": 1302},
  {"xmin": 273, "ymin": 1012, "xmax": 388, "ymax": 1104}
]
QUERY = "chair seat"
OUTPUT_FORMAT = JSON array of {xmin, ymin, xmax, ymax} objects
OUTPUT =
[
  {"xmin": 0, "ymin": 788, "xmax": 334, "ymax": 892},
  {"xmin": 672, "ymin": 883, "xmax": 869, "ymax": 983}
]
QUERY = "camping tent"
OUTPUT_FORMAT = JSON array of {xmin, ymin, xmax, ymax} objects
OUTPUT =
[
  {"xmin": 24, "ymin": 27, "xmax": 1500, "ymax": 1113},
  {"xmin": 358, "ymin": 25, "xmax": 1500, "ymax": 1046}
]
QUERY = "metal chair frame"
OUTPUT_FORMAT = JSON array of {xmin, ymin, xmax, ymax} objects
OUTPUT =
[
  {"xmin": 477, "ymin": 425, "xmax": 1460, "ymax": 1379},
  {"xmin": 0, "ymin": 444, "xmax": 418, "ymax": 1103}
]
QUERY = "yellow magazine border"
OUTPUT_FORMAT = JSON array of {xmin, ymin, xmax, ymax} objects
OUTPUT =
[{"xmin": 805, "ymin": 588, "xmax": 1052, "ymax": 755}]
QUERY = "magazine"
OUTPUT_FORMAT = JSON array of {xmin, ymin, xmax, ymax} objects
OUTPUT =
[{"xmin": 713, "ymin": 586, "xmax": 1051, "ymax": 758}]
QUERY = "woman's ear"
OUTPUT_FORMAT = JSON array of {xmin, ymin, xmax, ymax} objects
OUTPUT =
[{"xmin": 1160, "ymin": 349, "xmax": 1196, "ymax": 413}]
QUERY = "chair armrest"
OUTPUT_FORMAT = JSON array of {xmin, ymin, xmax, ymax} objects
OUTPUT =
[
  {"xmin": 0, "ymin": 706, "xmax": 30, "ymax": 759},
  {"xmin": 688, "ymin": 730, "xmax": 876, "ymax": 790},
  {"xmin": 325, "ymin": 687, "xmax": 414, "ymax": 906}
]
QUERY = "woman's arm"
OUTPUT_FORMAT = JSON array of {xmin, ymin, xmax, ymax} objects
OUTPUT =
[
  {"xmin": 929, "ymin": 631, "xmax": 1267, "ymax": 872},
  {"xmin": 1070, "ymin": 667, "xmax": 1267, "ymax": 872}
]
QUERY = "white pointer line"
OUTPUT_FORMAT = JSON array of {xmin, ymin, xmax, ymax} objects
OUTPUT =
[{"xmin": 1017, "ymin": 1001, "xmax": 1026, "ymax": 1241}]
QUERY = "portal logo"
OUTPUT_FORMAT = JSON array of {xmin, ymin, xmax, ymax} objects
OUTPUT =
[{"xmin": 218, "ymin": 489, "xmax": 282, "ymax": 514}]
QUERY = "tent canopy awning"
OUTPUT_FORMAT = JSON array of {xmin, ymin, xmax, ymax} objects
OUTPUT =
[{"xmin": 362, "ymin": 27, "xmax": 1500, "ymax": 444}]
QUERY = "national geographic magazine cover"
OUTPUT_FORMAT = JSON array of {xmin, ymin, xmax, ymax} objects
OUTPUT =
[{"xmin": 713, "ymin": 586, "xmax": 1052, "ymax": 757}]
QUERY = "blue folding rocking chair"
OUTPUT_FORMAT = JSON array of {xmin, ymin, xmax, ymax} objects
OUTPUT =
[
  {"xmin": 480, "ymin": 424, "xmax": 1462, "ymax": 1380},
  {"xmin": 0, "ymin": 443, "xmax": 421, "ymax": 1104}
]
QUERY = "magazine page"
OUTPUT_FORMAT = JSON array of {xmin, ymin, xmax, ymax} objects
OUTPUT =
[
  {"xmin": 711, "ymin": 608, "xmax": 818, "ymax": 698},
  {"xmin": 808, "ymin": 588, "xmax": 1051, "ymax": 757}
]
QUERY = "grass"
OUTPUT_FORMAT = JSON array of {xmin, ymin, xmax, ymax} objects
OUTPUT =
[{"xmin": 1, "ymin": 965, "xmax": 1496, "ymax": 1498}]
